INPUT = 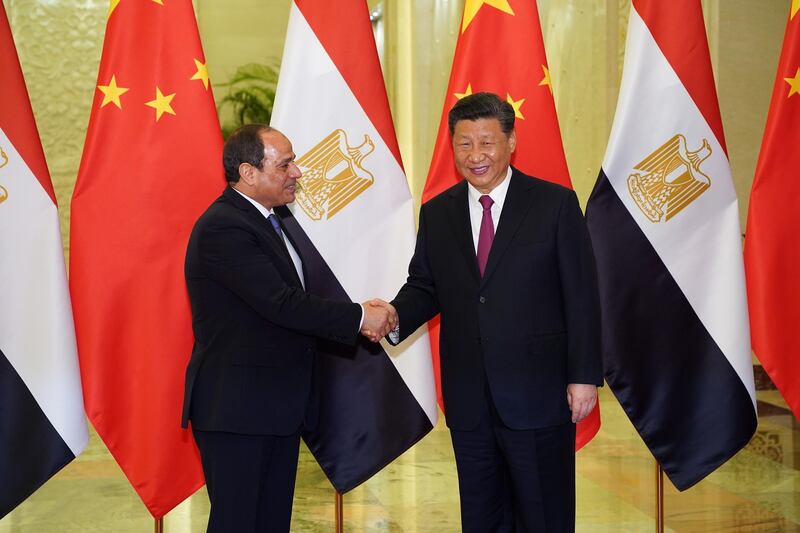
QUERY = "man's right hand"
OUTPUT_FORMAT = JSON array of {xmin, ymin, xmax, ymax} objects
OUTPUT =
[{"xmin": 360, "ymin": 299, "xmax": 398, "ymax": 342}]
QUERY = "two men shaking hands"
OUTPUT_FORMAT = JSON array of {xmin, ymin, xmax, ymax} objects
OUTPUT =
[{"xmin": 183, "ymin": 92, "xmax": 601, "ymax": 533}]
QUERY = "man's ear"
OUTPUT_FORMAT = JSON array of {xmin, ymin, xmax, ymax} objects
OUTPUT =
[
  {"xmin": 238, "ymin": 162, "xmax": 254, "ymax": 186},
  {"xmin": 508, "ymin": 129, "xmax": 517, "ymax": 153}
]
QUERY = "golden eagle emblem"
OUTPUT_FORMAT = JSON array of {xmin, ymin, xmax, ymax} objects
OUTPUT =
[
  {"xmin": 628, "ymin": 134, "xmax": 711, "ymax": 222},
  {"xmin": 294, "ymin": 129, "xmax": 374, "ymax": 221},
  {"xmin": 0, "ymin": 146, "xmax": 9, "ymax": 205}
]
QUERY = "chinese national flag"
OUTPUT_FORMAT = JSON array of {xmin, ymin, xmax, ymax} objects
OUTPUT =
[
  {"xmin": 744, "ymin": 2, "xmax": 800, "ymax": 421},
  {"xmin": 69, "ymin": 0, "xmax": 223, "ymax": 518},
  {"xmin": 424, "ymin": 0, "xmax": 600, "ymax": 449}
]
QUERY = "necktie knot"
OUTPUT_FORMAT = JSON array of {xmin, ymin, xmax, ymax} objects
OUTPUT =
[{"xmin": 479, "ymin": 195, "xmax": 494, "ymax": 211}]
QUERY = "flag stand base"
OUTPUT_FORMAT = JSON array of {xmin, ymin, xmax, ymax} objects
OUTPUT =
[
  {"xmin": 155, "ymin": 517, "xmax": 163, "ymax": 533},
  {"xmin": 335, "ymin": 491, "xmax": 343, "ymax": 532},
  {"xmin": 655, "ymin": 461, "xmax": 664, "ymax": 533}
]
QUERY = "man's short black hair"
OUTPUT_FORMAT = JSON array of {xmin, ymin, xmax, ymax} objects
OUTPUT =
[
  {"xmin": 222, "ymin": 124, "xmax": 272, "ymax": 183},
  {"xmin": 447, "ymin": 92, "xmax": 515, "ymax": 136}
]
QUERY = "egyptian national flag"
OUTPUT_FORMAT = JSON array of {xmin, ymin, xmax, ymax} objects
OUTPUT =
[
  {"xmin": 69, "ymin": 0, "xmax": 222, "ymax": 518},
  {"xmin": 744, "ymin": 2, "xmax": 800, "ymax": 421},
  {"xmin": 0, "ymin": 3, "xmax": 88, "ymax": 518},
  {"xmin": 270, "ymin": 0, "xmax": 437, "ymax": 491},
  {"xmin": 423, "ymin": 0, "xmax": 600, "ymax": 449},
  {"xmin": 585, "ymin": 0, "xmax": 757, "ymax": 490}
]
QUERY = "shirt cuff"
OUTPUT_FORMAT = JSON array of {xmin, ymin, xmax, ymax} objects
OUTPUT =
[{"xmin": 388, "ymin": 324, "xmax": 400, "ymax": 344}]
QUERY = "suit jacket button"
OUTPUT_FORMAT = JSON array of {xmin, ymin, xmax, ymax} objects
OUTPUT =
[{"xmin": 479, "ymin": 296, "xmax": 486, "ymax": 304}]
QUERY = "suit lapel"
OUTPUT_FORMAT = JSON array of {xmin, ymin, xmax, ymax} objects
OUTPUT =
[
  {"xmin": 481, "ymin": 170, "xmax": 535, "ymax": 287},
  {"xmin": 273, "ymin": 206, "xmax": 307, "ymax": 288},
  {"xmin": 223, "ymin": 187, "xmax": 303, "ymax": 287},
  {"xmin": 445, "ymin": 182, "xmax": 481, "ymax": 283}
]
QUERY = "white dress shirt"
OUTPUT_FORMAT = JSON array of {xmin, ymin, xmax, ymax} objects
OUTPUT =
[{"xmin": 466, "ymin": 166, "xmax": 512, "ymax": 252}]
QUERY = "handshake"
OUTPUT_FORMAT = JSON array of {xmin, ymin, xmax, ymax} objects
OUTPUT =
[{"xmin": 360, "ymin": 299, "xmax": 399, "ymax": 343}]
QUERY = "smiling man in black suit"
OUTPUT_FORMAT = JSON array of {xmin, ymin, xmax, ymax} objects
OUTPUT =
[
  {"xmin": 375, "ymin": 93, "xmax": 602, "ymax": 532},
  {"xmin": 182, "ymin": 124, "xmax": 393, "ymax": 533}
]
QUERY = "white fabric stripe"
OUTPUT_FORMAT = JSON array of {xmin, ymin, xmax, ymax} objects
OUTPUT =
[
  {"xmin": 0, "ymin": 128, "xmax": 88, "ymax": 455},
  {"xmin": 602, "ymin": 8, "xmax": 755, "ymax": 408},
  {"xmin": 271, "ymin": 3, "xmax": 437, "ymax": 425}
]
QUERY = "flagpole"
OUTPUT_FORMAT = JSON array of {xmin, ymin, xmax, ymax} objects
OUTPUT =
[
  {"xmin": 655, "ymin": 461, "xmax": 664, "ymax": 533},
  {"xmin": 155, "ymin": 517, "xmax": 163, "ymax": 533},
  {"xmin": 335, "ymin": 491, "xmax": 343, "ymax": 533}
]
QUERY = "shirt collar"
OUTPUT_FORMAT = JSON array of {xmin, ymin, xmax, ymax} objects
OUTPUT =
[
  {"xmin": 467, "ymin": 166, "xmax": 512, "ymax": 210},
  {"xmin": 232, "ymin": 186, "xmax": 275, "ymax": 219}
]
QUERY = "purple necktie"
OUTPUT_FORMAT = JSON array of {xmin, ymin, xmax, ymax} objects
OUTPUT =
[{"xmin": 477, "ymin": 195, "xmax": 494, "ymax": 276}]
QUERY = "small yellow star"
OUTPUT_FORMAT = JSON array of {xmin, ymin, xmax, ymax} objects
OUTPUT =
[
  {"xmin": 785, "ymin": 68, "xmax": 800, "ymax": 98},
  {"xmin": 461, "ymin": 0, "xmax": 514, "ymax": 33},
  {"xmin": 145, "ymin": 87, "xmax": 176, "ymax": 121},
  {"xmin": 190, "ymin": 59, "xmax": 210, "ymax": 90},
  {"xmin": 97, "ymin": 75, "xmax": 129, "ymax": 109},
  {"xmin": 506, "ymin": 93, "xmax": 525, "ymax": 120},
  {"xmin": 454, "ymin": 83, "xmax": 473, "ymax": 100},
  {"xmin": 152, "ymin": 0, "xmax": 164, "ymax": 4},
  {"xmin": 538, "ymin": 65, "xmax": 552, "ymax": 94},
  {"xmin": 108, "ymin": 0, "xmax": 121, "ymax": 17},
  {"xmin": 792, "ymin": 0, "xmax": 799, "ymax": 20}
]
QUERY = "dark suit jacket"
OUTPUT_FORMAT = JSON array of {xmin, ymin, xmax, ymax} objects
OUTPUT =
[
  {"xmin": 391, "ymin": 168, "xmax": 602, "ymax": 431},
  {"xmin": 181, "ymin": 186, "xmax": 361, "ymax": 436}
]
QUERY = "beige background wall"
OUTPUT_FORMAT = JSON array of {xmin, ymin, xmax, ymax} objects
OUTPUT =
[{"xmin": 5, "ymin": 0, "xmax": 789, "ymax": 245}]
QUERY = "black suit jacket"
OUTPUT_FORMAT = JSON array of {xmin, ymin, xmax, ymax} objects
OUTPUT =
[
  {"xmin": 181, "ymin": 187, "xmax": 361, "ymax": 436},
  {"xmin": 392, "ymin": 168, "xmax": 602, "ymax": 431}
]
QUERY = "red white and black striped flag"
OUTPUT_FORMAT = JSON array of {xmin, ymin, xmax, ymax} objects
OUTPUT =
[
  {"xmin": 585, "ymin": 0, "xmax": 757, "ymax": 490},
  {"xmin": 270, "ymin": 0, "xmax": 438, "ymax": 491},
  {"xmin": 0, "ymin": 3, "xmax": 87, "ymax": 517}
]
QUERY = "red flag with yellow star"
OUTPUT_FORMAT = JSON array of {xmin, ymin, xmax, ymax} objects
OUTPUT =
[
  {"xmin": 744, "ymin": 0, "xmax": 800, "ymax": 421},
  {"xmin": 69, "ymin": 0, "xmax": 223, "ymax": 518},
  {"xmin": 423, "ymin": 0, "xmax": 600, "ymax": 449}
]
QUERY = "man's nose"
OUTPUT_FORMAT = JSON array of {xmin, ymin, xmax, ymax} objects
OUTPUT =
[
  {"xmin": 289, "ymin": 162, "xmax": 302, "ymax": 178},
  {"xmin": 466, "ymin": 148, "xmax": 485, "ymax": 162}
]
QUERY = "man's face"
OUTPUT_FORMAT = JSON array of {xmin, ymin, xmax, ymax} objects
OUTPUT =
[
  {"xmin": 250, "ymin": 130, "xmax": 301, "ymax": 208},
  {"xmin": 452, "ymin": 117, "xmax": 516, "ymax": 194}
]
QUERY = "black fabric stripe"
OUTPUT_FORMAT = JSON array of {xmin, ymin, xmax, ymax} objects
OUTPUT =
[
  {"xmin": 277, "ymin": 206, "xmax": 433, "ymax": 492},
  {"xmin": 585, "ymin": 171, "xmax": 757, "ymax": 490},
  {"xmin": 0, "ymin": 348, "xmax": 75, "ymax": 518}
]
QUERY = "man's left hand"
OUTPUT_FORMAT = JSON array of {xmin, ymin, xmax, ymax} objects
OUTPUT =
[{"xmin": 566, "ymin": 384, "xmax": 597, "ymax": 424}]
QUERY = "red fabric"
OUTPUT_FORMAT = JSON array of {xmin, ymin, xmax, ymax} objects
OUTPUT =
[
  {"xmin": 633, "ymin": 0, "xmax": 727, "ymax": 154},
  {"xmin": 744, "ymin": 7, "xmax": 800, "ymax": 421},
  {"xmin": 295, "ymin": 0, "xmax": 403, "ymax": 169},
  {"xmin": 69, "ymin": 0, "xmax": 223, "ymax": 518},
  {"xmin": 476, "ymin": 195, "xmax": 494, "ymax": 276},
  {"xmin": 0, "ymin": 4, "xmax": 54, "ymax": 203},
  {"xmin": 423, "ymin": 0, "xmax": 599, "ymax": 450}
]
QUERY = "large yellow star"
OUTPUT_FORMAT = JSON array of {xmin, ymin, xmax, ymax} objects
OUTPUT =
[
  {"xmin": 538, "ymin": 65, "xmax": 552, "ymax": 94},
  {"xmin": 454, "ymin": 83, "xmax": 473, "ymax": 100},
  {"xmin": 792, "ymin": 0, "xmax": 799, "ymax": 20},
  {"xmin": 785, "ymin": 68, "xmax": 800, "ymax": 98},
  {"xmin": 190, "ymin": 59, "xmax": 210, "ymax": 90},
  {"xmin": 145, "ymin": 87, "xmax": 176, "ymax": 121},
  {"xmin": 506, "ymin": 93, "xmax": 525, "ymax": 120},
  {"xmin": 97, "ymin": 75, "xmax": 129, "ymax": 109},
  {"xmin": 462, "ymin": 0, "xmax": 514, "ymax": 33},
  {"xmin": 108, "ymin": 0, "xmax": 121, "ymax": 17}
]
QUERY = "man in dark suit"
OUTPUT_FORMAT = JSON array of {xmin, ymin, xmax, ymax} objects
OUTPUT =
[
  {"xmin": 377, "ymin": 93, "xmax": 602, "ymax": 532},
  {"xmin": 182, "ymin": 124, "xmax": 393, "ymax": 533}
]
